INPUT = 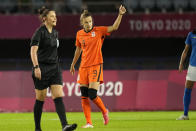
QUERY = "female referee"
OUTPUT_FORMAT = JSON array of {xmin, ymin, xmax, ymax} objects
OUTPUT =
[
  {"xmin": 70, "ymin": 5, "xmax": 126, "ymax": 128},
  {"xmin": 30, "ymin": 7, "xmax": 77, "ymax": 131},
  {"xmin": 177, "ymin": 29, "xmax": 196, "ymax": 120}
]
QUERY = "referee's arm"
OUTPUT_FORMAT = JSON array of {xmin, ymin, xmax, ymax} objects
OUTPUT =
[
  {"xmin": 31, "ymin": 46, "xmax": 39, "ymax": 67},
  {"xmin": 31, "ymin": 45, "xmax": 41, "ymax": 80}
]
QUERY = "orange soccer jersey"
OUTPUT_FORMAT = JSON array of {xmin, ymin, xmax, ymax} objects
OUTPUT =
[{"xmin": 75, "ymin": 26, "xmax": 110, "ymax": 68}]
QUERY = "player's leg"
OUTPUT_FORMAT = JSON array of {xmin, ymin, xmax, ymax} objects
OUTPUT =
[
  {"xmin": 78, "ymin": 67, "xmax": 93, "ymax": 128},
  {"xmin": 177, "ymin": 65, "xmax": 196, "ymax": 120},
  {"xmin": 184, "ymin": 80, "xmax": 194, "ymax": 116},
  {"xmin": 34, "ymin": 89, "xmax": 47, "ymax": 131},
  {"xmin": 89, "ymin": 82, "xmax": 109, "ymax": 125},
  {"xmin": 80, "ymin": 84, "xmax": 94, "ymax": 128},
  {"xmin": 88, "ymin": 64, "xmax": 109, "ymax": 125},
  {"xmin": 51, "ymin": 85, "xmax": 77, "ymax": 131},
  {"xmin": 177, "ymin": 80, "xmax": 194, "ymax": 120}
]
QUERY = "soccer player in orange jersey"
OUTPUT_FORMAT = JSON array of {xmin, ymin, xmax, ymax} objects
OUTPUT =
[{"xmin": 70, "ymin": 5, "xmax": 126, "ymax": 128}]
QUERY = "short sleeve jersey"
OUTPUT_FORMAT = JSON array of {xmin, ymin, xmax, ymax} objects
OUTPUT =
[
  {"xmin": 75, "ymin": 26, "xmax": 110, "ymax": 67},
  {"xmin": 185, "ymin": 32, "xmax": 196, "ymax": 66},
  {"xmin": 30, "ymin": 25, "xmax": 59, "ymax": 64}
]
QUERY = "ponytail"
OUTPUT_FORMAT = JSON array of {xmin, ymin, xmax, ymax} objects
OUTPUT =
[{"xmin": 80, "ymin": 9, "xmax": 92, "ymax": 26}]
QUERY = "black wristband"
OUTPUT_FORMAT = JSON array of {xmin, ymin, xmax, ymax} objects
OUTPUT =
[{"xmin": 33, "ymin": 65, "xmax": 39, "ymax": 69}]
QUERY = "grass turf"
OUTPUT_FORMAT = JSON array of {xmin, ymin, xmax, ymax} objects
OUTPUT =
[{"xmin": 0, "ymin": 111, "xmax": 196, "ymax": 131}]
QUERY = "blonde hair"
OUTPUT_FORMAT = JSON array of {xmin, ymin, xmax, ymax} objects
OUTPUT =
[{"xmin": 80, "ymin": 10, "xmax": 92, "ymax": 26}]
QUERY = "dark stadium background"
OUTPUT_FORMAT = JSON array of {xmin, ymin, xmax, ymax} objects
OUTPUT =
[
  {"xmin": 0, "ymin": 0, "xmax": 191, "ymax": 71},
  {"xmin": 0, "ymin": 37, "xmax": 185, "ymax": 70}
]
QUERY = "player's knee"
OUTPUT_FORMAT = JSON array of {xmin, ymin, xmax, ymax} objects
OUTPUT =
[
  {"xmin": 80, "ymin": 86, "xmax": 89, "ymax": 97},
  {"xmin": 185, "ymin": 81, "xmax": 194, "ymax": 89},
  {"xmin": 88, "ymin": 88, "xmax": 97, "ymax": 100}
]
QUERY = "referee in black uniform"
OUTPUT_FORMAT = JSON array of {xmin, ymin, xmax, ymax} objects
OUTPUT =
[{"xmin": 30, "ymin": 7, "xmax": 77, "ymax": 131}]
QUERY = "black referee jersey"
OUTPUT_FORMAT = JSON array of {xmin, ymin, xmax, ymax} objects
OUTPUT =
[{"xmin": 30, "ymin": 25, "xmax": 59, "ymax": 64}]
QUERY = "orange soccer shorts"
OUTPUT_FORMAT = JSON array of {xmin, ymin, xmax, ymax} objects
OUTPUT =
[{"xmin": 77, "ymin": 64, "xmax": 103, "ymax": 85}]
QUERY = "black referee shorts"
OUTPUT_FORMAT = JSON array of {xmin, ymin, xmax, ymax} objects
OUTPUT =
[{"xmin": 32, "ymin": 63, "xmax": 63, "ymax": 90}]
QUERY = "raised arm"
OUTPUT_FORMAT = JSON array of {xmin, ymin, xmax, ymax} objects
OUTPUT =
[
  {"xmin": 70, "ymin": 46, "xmax": 82, "ymax": 75},
  {"xmin": 179, "ymin": 44, "xmax": 190, "ymax": 72},
  {"xmin": 107, "ymin": 5, "xmax": 126, "ymax": 33}
]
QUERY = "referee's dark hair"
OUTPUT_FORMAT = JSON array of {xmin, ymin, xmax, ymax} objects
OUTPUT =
[{"xmin": 38, "ymin": 6, "xmax": 53, "ymax": 23}]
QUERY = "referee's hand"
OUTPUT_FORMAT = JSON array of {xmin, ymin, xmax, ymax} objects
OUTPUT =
[
  {"xmin": 34, "ymin": 68, "xmax": 41, "ymax": 80},
  {"xmin": 70, "ymin": 64, "xmax": 75, "ymax": 76}
]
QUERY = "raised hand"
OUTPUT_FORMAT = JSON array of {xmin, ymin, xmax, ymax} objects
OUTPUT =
[{"xmin": 119, "ymin": 5, "xmax": 126, "ymax": 15}]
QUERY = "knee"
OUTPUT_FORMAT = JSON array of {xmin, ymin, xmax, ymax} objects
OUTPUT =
[
  {"xmin": 52, "ymin": 92, "xmax": 63, "ymax": 99},
  {"xmin": 80, "ymin": 86, "xmax": 89, "ymax": 97},
  {"xmin": 185, "ymin": 81, "xmax": 194, "ymax": 89},
  {"xmin": 186, "ymin": 83, "xmax": 193, "ymax": 89},
  {"xmin": 52, "ymin": 89, "xmax": 64, "ymax": 99},
  {"xmin": 36, "ymin": 93, "xmax": 46, "ymax": 101},
  {"xmin": 186, "ymin": 85, "xmax": 193, "ymax": 89},
  {"xmin": 88, "ymin": 88, "xmax": 97, "ymax": 100}
]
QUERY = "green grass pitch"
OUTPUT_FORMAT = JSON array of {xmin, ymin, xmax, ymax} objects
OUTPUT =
[{"xmin": 0, "ymin": 111, "xmax": 196, "ymax": 131}]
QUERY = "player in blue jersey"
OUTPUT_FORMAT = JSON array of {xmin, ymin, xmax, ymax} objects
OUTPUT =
[{"xmin": 177, "ymin": 30, "xmax": 196, "ymax": 120}]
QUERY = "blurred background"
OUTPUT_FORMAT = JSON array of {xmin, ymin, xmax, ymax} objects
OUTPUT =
[
  {"xmin": 0, "ymin": 0, "xmax": 196, "ymax": 112},
  {"xmin": 0, "ymin": 0, "xmax": 193, "ymax": 70}
]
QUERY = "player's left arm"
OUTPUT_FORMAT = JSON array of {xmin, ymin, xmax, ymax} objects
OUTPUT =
[{"xmin": 107, "ymin": 5, "xmax": 126, "ymax": 33}]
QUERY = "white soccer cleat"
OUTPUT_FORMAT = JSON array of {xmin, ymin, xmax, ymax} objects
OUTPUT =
[
  {"xmin": 176, "ymin": 115, "xmax": 189, "ymax": 120},
  {"xmin": 81, "ymin": 123, "xmax": 94, "ymax": 128}
]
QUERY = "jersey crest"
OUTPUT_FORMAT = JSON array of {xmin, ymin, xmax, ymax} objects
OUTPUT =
[{"xmin": 91, "ymin": 31, "xmax": 96, "ymax": 37}]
